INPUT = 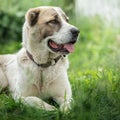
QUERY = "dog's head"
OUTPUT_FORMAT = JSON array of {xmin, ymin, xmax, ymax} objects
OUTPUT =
[{"xmin": 23, "ymin": 6, "xmax": 79, "ymax": 55}]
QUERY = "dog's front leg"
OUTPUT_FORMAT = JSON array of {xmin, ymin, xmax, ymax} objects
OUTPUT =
[
  {"xmin": 51, "ymin": 81, "xmax": 72, "ymax": 112},
  {"xmin": 21, "ymin": 96, "xmax": 56, "ymax": 111},
  {"xmin": 54, "ymin": 95, "xmax": 72, "ymax": 112}
]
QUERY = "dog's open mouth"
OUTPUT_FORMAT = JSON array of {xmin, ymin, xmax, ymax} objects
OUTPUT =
[{"xmin": 48, "ymin": 39, "xmax": 76, "ymax": 54}]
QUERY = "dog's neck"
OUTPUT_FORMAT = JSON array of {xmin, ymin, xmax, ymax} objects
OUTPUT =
[
  {"xmin": 27, "ymin": 48, "xmax": 50, "ymax": 64},
  {"xmin": 26, "ymin": 50, "xmax": 62, "ymax": 68}
]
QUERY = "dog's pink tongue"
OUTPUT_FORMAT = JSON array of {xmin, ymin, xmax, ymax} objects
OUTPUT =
[{"xmin": 64, "ymin": 43, "xmax": 74, "ymax": 53}]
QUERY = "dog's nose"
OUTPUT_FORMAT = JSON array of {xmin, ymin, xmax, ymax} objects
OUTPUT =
[{"xmin": 70, "ymin": 28, "xmax": 80, "ymax": 38}]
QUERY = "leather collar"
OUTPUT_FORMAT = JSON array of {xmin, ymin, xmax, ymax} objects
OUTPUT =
[{"xmin": 26, "ymin": 50, "xmax": 62, "ymax": 68}]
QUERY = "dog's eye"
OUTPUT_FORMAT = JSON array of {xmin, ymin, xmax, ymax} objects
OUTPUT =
[{"xmin": 48, "ymin": 20, "xmax": 58, "ymax": 25}]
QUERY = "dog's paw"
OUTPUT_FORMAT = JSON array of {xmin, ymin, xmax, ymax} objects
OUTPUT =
[
  {"xmin": 21, "ymin": 96, "xmax": 57, "ymax": 111},
  {"xmin": 44, "ymin": 103, "xmax": 57, "ymax": 111},
  {"xmin": 60, "ymin": 102, "xmax": 71, "ymax": 112}
]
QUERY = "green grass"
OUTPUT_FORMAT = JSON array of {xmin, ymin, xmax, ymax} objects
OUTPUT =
[
  {"xmin": 0, "ymin": 68, "xmax": 120, "ymax": 120},
  {"xmin": 0, "ymin": 1, "xmax": 120, "ymax": 120}
]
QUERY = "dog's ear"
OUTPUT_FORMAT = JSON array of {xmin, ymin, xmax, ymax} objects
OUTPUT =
[{"xmin": 26, "ymin": 8, "xmax": 40, "ymax": 26}]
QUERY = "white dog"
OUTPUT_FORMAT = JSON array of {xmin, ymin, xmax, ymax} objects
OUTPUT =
[{"xmin": 0, "ymin": 6, "xmax": 79, "ymax": 111}]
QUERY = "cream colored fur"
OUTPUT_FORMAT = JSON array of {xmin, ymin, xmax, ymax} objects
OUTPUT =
[{"xmin": 0, "ymin": 6, "xmax": 79, "ymax": 111}]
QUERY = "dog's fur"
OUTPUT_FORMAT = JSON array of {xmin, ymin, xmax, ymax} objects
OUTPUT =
[{"xmin": 0, "ymin": 6, "xmax": 79, "ymax": 111}]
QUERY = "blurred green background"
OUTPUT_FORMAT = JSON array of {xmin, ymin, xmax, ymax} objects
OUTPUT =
[{"xmin": 0, "ymin": 0, "xmax": 120, "ymax": 120}]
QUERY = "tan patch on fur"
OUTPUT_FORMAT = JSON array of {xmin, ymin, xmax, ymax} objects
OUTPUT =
[{"xmin": 26, "ymin": 7, "xmax": 62, "ymax": 40}]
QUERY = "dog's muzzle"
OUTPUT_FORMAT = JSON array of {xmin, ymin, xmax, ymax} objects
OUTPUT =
[{"xmin": 48, "ymin": 28, "xmax": 80, "ymax": 54}]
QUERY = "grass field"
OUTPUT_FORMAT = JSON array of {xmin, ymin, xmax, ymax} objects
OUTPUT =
[{"xmin": 0, "ymin": 1, "xmax": 120, "ymax": 120}]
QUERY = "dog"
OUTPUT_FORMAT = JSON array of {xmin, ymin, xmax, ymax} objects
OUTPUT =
[{"xmin": 0, "ymin": 6, "xmax": 79, "ymax": 111}]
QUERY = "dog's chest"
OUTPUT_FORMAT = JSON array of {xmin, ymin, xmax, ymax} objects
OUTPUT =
[
  {"xmin": 37, "ymin": 67, "xmax": 58, "ymax": 87},
  {"xmin": 23, "ymin": 65, "xmax": 59, "ymax": 97}
]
